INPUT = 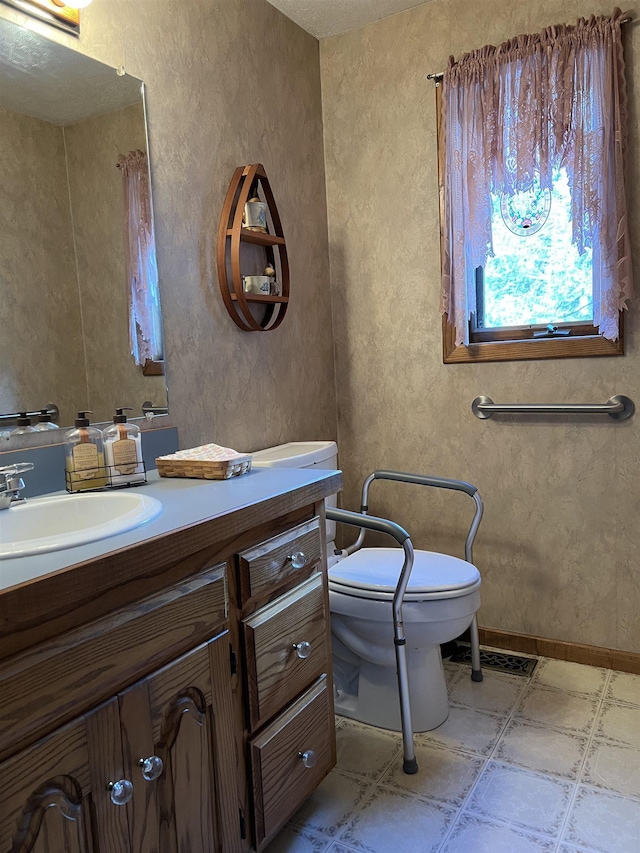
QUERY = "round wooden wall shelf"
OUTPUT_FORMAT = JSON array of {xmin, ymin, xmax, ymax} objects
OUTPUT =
[{"xmin": 217, "ymin": 164, "xmax": 289, "ymax": 331}]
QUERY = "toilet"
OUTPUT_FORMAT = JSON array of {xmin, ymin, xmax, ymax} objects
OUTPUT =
[{"xmin": 252, "ymin": 441, "xmax": 481, "ymax": 733}]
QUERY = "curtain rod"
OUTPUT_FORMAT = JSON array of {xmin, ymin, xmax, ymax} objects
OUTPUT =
[{"xmin": 426, "ymin": 14, "xmax": 632, "ymax": 83}]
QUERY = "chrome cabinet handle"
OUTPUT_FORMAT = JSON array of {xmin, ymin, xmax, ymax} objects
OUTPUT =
[
  {"xmin": 292, "ymin": 641, "xmax": 312, "ymax": 659},
  {"xmin": 138, "ymin": 755, "xmax": 164, "ymax": 782},
  {"xmin": 107, "ymin": 779, "xmax": 133, "ymax": 805},
  {"xmin": 298, "ymin": 750, "xmax": 317, "ymax": 769},
  {"xmin": 286, "ymin": 551, "xmax": 307, "ymax": 569}
]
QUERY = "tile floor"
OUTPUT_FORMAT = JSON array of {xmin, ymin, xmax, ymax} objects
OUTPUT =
[{"xmin": 265, "ymin": 653, "xmax": 640, "ymax": 853}]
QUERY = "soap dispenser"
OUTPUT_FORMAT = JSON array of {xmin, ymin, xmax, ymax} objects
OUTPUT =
[
  {"xmin": 64, "ymin": 411, "xmax": 108, "ymax": 491},
  {"xmin": 11, "ymin": 413, "xmax": 37, "ymax": 435},
  {"xmin": 103, "ymin": 407, "xmax": 145, "ymax": 486},
  {"xmin": 33, "ymin": 409, "xmax": 59, "ymax": 431}
]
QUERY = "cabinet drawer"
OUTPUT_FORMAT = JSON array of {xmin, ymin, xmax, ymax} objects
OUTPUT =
[
  {"xmin": 250, "ymin": 675, "xmax": 335, "ymax": 850},
  {"xmin": 244, "ymin": 573, "xmax": 328, "ymax": 730},
  {"xmin": 237, "ymin": 517, "xmax": 322, "ymax": 602}
]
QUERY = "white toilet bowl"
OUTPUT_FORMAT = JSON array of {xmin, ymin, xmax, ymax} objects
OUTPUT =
[
  {"xmin": 329, "ymin": 547, "xmax": 481, "ymax": 732},
  {"xmin": 251, "ymin": 441, "xmax": 482, "ymax": 734}
]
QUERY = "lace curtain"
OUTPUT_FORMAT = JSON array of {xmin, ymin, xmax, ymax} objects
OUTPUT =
[
  {"xmin": 440, "ymin": 8, "xmax": 632, "ymax": 345},
  {"xmin": 118, "ymin": 150, "xmax": 163, "ymax": 365}
]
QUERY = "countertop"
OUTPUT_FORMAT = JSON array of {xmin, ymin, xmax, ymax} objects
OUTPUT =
[{"xmin": 0, "ymin": 467, "xmax": 341, "ymax": 592}]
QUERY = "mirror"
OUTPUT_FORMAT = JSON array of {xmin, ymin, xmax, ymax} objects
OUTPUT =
[{"xmin": 0, "ymin": 14, "xmax": 168, "ymax": 428}]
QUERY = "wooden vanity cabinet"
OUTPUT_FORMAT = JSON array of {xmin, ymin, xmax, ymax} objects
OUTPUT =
[
  {"xmin": 0, "ymin": 565, "xmax": 240, "ymax": 853},
  {"xmin": 0, "ymin": 633, "xmax": 240, "ymax": 853},
  {"xmin": 0, "ymin": 477, "xmax": 341, "ymax": 853}
]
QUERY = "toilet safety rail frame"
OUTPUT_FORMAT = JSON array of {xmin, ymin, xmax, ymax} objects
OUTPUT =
[
  {"xmin": 326, "ymin": 506, "xmax": 418, "ymax": 775},
  {"xmin": 327, "ymin": 470, "xmax": 485, "ymax": 775},
  {"xmin": 345, "ymin": 470, "xmax": 484, "ymax": 682}
]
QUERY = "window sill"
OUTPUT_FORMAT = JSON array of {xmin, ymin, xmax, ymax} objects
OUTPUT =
[
  {"xmin": 142, "ymin": 359, "xmax": 165, "ymax": 376},
  {"xmin": 442, "ymin": 315, "xmax": 624, "ymax": 363}
]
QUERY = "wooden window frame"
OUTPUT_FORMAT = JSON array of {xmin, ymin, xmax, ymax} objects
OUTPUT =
[{"xmin": 435, "ymin": 86, "xmax": 625, "ymax": 364}]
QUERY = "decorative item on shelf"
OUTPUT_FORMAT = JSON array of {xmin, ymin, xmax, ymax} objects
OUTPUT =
[
  {"xmin": 242, "ymin": 197, "xmax": 268, "ymax": 232},
  {"xmin": 217, "ymin": 163, "xmax": 289, "ymax": 331},
  {"xmin": 264, "ymin": 264, "xmax": 279, "ymax": 295},
  {"xmin": 243, "ymin": 275, "xmax": 271, "ymax": 295},
  {"xmin": 156, "ymin": 443, "xmax": 252, "ymax": 480}
]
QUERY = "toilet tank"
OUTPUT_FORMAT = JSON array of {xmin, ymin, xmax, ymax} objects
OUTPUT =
[{"xmin": 252, "ymin": 441, "xmax": 339, "ymax": 543}]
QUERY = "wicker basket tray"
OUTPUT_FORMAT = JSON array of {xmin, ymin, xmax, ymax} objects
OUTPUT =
[{"xmin": 156, "ymin": 445, "xmax": 252, "ymax": 480}]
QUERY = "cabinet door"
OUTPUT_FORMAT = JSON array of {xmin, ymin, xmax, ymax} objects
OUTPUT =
[
  {"xmin": 116, "ymin": 634, "xmax": 241, "ymax": 853},
  {"xmin": 0, "ymin": 719, "xmax": 96, "ymax": 853}
]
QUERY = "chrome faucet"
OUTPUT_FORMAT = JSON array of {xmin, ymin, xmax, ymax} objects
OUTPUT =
[{"xmin": 0, "ymin": 463, "xmax": 34, "ymax": 510}]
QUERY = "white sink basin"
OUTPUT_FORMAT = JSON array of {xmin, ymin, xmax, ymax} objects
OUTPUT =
[{"xmin": 0, "ymin": 492, "xmax": 163, "ymax": 560}]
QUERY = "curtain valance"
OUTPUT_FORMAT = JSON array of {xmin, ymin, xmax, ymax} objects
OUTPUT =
[{"xmin": 441, "ymin": 8, "xmax": 632, "ymax": 344}]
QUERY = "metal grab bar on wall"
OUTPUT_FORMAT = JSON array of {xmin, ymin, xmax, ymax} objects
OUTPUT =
[
  {"xmin": 141, "ymin": 401, "xmax": 169, "ymax": 417},
  {"xmin": 0, "ymin": 404, "xmax": 60, "ymax": 425},
  {"xmin": 472, "ymin": 395, "xmax": 635, "ymax": 421}
]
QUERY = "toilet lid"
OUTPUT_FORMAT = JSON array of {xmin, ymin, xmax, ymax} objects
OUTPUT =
[{"xmin": 328, "ymin": 548, "xmax": 480, "ymax": 597}]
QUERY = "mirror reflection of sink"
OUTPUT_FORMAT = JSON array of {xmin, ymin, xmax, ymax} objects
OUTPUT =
[{"xmin": 0, "ymin": 492, "xmax": 163, "ymax": 560}]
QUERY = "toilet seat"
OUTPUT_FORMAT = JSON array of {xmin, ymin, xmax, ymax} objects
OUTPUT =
[{"xmin": 328, "ymin": 547, "xmax": 481, "ymax": 602}]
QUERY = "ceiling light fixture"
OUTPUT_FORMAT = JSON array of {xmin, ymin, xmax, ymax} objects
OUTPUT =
[{"xmin": 51, "ymin": 0, "xmax": 93, "ymax": 8}]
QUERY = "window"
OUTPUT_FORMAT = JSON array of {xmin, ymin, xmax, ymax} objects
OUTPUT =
[
  {"xmin": 474, "ymin": 168, "xmax": 593, "ymax": 337},
  {"xmin": 437, "ymin": 11, "xmax": 632, "ymax": 364}
]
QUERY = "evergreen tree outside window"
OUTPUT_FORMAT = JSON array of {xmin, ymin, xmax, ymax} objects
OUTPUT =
[{"xmin": 478, "ymin": 168, "xmax": 592, "ymax": 331}]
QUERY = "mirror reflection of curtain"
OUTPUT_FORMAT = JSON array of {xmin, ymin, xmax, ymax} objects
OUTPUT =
[{"xmin": 117, "ymin": 150, "xmax": 163, "ymax": 365}]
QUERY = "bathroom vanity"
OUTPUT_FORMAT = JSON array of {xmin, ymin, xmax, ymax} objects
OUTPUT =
[{"xmin": 0, "ymin": 467, "xmax": 341, "ymax": 852}]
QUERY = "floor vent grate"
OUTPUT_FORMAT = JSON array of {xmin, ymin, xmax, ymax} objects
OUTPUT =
[{"xmin": 447, "ymin": 643, "xmax": 538, "ymax": 677}]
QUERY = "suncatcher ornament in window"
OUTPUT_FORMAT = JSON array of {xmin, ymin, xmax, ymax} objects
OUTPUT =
[{"xmin": 500, "ymin": 176, "xmax": 551, "ymax": 237}]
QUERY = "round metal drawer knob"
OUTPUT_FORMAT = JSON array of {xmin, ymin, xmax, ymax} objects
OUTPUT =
[
  {"xmin": 286, "ymin": 551, "xmax": 307, "ymax": 570},
  {"xmin": 298, "ymin": 750, "xmax": 317, "ymax": 769},
  {"xmin": 139, "ymin": 755, "xmax": 164, "ymax": 782},
  {"xmin": 107, "ymin": 779, "xmax": 133, "ymax": 805},
  {"xmin": 292, "ymin": 640, "xmax": 312, "ymax": 659}
]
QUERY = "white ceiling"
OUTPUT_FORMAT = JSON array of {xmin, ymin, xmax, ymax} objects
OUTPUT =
[{"xmin": 266, "ymin": 0, "xmax": 433, "ymax": 39}]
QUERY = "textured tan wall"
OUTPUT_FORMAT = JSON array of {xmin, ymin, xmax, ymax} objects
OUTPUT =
[
  {"xmin": 0, "ymin": 108, "xmax": 87, "ymax": 426},
  {"xmin": 321, "ymin": 0, "xmax": 640, "ymax": 652},
  {"xmin": 74, "ymin": 0, "xmax": 336, "ymax": 452},
  {"xmin": 64, "ymin": 102, "xmax": 167, "ymax": 421}
]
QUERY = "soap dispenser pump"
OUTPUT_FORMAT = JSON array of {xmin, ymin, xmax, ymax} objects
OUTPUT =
[
  {"xmin": 33, "ymin": 409, "xmax": 59, "ymax": 431},
  {"xmin": 103, "ymin": 407, "xmax": 145, "ymax": 485},
  {"xmin": 11, "ymin": 413, "xmax": 37, "ymax": 435},
  {"xmin": 64, "ymin": 411, "xmax": 107, "ymax": 491}
]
